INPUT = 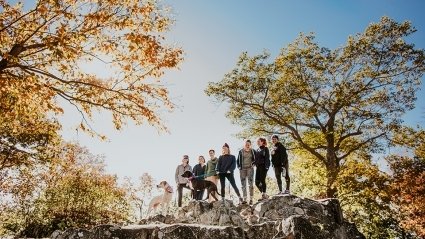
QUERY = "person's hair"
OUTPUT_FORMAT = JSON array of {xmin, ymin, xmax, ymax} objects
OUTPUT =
[
  {"xmin": 245, "ymin": 139, "xmax": 251, "ymax": 144},
  {"xmin": 199, "ymin": 155, "xmax": 205, "ymax": 163},
  {"xmin": 222, "ymin": 143, "xmax": 230, "ymax": 155},
  {"xmin": 259, "ymin": 137, "xmax": 267, "ymax": 146},
  {"xmin": 209, "ymin": 149, "xmax": 215, "ymax": 153},
  {"xmin": 272, "ymin": 135, "xmax": 279, "ymax": 140}
]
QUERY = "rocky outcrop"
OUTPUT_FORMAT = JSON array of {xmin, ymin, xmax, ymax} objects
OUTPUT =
[{"xmin": 52, "ymin": 195, "xmax": 365, "ymax": 239}]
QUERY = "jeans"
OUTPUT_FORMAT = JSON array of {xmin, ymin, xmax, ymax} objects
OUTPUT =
[
  {"xmin": 255, "ymin": 166, "xmax": 268, "ymax": 193},
  {"xmin": 274, "ymin": 163, "xmax": 290, "ymax": 191},
  {"xmin": 205, "ymin": 176, "xmax": 219, "ymax": 202},
  {"xmin": 193, "ymin": 189, "xmax": 205, "ymax": 200},
  {"xmin": 239, "ymin": 167, "xmax": 254, "ymax": 199},
  {"xmin": 177, "ymin": 183, "xmax": 192, "ymax": 207},
  {"xmin": 219, "ymin": 173, "xmax": 241, "ymax": 199}
]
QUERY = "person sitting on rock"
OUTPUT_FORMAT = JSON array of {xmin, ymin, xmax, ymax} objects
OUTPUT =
[{"xmin": 216, "ymin": 143, "xmax": 244, "ymax": 204}]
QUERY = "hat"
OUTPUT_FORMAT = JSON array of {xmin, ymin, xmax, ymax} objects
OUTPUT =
[
  {"xmin": 183, "ymin": 155, "xmax": 189, "ymax": 159},
  {"xmin": 223, "ymin": 143, "xmax": 229, "ymax": 148}
]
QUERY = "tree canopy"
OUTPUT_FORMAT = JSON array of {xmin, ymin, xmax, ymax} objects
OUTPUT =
[{"xmin": 206, "ymin": 17, "xmax": 425, "ymax": 197}]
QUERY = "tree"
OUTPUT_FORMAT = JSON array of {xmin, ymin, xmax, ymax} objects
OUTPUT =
[
  {"xmin": 123, "ymin": 173, "xmax": 155, "ymax": 220},
  {"xmin": 0, "ymin": 142, "xmax": 132, "ymax": 237},
  {"xmin": 0, "ymin": 0, "xmax": 183, "ymax": 138},
  {"xmin": 205, "ymin": 17, "xmax": 425, "ymax": 197},
  {"xmin": 388, "ymin": 132, "xmax": 425, "ymax": 238}
]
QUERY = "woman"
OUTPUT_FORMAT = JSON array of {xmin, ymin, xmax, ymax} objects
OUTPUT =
[
  {"xmin": 216, "ymin": 143, "xmax": 243, "ymax": 204},
  {"xmin": 192, "ymin": 155, "xmax": 206, "ymax": 200},
  {"xmin": 254, "ymin": 137, "xmax": 270, "ymax": 201},
  {"xmin": 174, "ymin": 155, "xmax": 193, "ymax": 207},
  {"xmin": 205, "ymin": 149, "xmax": 219, "ymax": 202}
]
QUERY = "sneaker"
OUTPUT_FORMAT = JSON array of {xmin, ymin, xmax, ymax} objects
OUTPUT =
[
  {"xmin": 262, "ymin": 193, "xmax": 269, "ymax": 199},
  {"xmin": 277, "ymin": 191, "xmax": 283, "ymax": 195},
  {"xmin": 283, "ymin": 190, "xmax": 290, "ymax": 194},
  {"xmin": 239, "ymin": 197, "xmax": 244, "ymax": 204}
]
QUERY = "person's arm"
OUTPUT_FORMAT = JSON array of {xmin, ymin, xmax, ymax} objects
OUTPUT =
[
  {"xmin": 175, "ymin": 166, "xmax": 180, "ymax": 184},
  {"xmin": 265, "ymin": 147, "xmax": 270, "ymax": 170},
  {"xmin": 236, "ymin": 150, "xmax": 241, "ymax": 169},
  {"xmin": 193, "ymin": 164, "xmax": 198, "ymax": 176},
  {"xmin": 230, "ymin": 155, "xmax": 237, "ymax": 172},
  {"xmin": 216, "ymin": 156, "xmax": 222, "ymax": 174}
]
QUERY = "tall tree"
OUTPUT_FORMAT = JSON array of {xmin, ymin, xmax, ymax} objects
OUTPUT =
[
  {"xmin": 205, "ymin": 17, "xmax": 425, "ymax": 197},
  {"xmin": 0, "ymin": 0, "xmax": 182, "ymax": 170}
]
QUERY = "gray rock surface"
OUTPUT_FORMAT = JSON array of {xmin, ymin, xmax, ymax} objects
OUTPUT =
[{"xmin": 52, "ymin": 195, "xmax": 365, "ymax": 239}]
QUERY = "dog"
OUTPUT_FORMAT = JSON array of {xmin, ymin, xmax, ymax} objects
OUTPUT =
[
  {"xmin": 146, "ymin": 181, "xmax": 173, "ymax": 216},
  {"xmin": 181, "ymin": 171, "xmax": 220, "ymax": 201}
]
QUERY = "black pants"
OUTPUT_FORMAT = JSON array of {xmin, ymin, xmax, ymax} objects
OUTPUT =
[
  {"xmin": 274, "ymin": 162, "xmax": 290, "ymax": 191},
  {"xmin": 193, "ymin": 189, "xmax": 205, "ymax": 200},
  {"xmin": 255, "ymin": 166, "xmax": 268, "ymax": 193},
  {"xmin": 177, "ymin": 183, "xmax": 192, "ymax": 207},
  {"xmin": 219, "ymin": 173, "xmax": 241, "ymax": 198}
]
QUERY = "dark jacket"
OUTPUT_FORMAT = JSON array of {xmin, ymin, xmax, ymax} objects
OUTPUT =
[
  {"xmin": 237, "ymin": 149, "xmax": 256, "ymax": 169},
  {"xmin": 216, "ymin": 154, "xmax": 237, "ymax": 173},
  {"xmin": 193, "ymin": 164, "xmax": 206, "ymax": 177},
  {"xmin": 271, "ymin": 142, "xmax": 288, "ymax": 167},
  {"xmin": 254, "ymin": 146, "xmax": 270, "ymax": 169}
]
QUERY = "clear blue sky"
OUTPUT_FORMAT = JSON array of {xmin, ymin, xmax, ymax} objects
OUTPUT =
[{"xmin": 54, "ymin": 1, "xmax": 425, "ymax": 190}]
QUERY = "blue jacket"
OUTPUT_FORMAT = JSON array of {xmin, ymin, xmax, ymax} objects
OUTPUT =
[{"xmin": 216, "ymin": 154, "xmax": 237, "ymax": 173}]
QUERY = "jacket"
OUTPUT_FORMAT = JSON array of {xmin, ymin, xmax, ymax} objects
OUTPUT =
[
  {"xmin": 237, "ymin": 149, "xmax": 256, "ymax": 169},
  {"xmin": 193, "ymin": 164, "xmax": 206, "ymax": 177},
  {"xmin": 254, "ymin": 146, "xmax": 270, "ymax": 169},
  {"xmin": 205, "ymin": 157, "xmax": 218, "ymax": 177},
  {"xmin": 271, "ymin": 142, "xmax": 288, "ymax": 167},
  {"xmin": 175, "ymin": 164, "xmax": 192, "ymax": 185},
  {"xmin": 216, "ymin": 154, "xmax": 237, "ymax": 174}
]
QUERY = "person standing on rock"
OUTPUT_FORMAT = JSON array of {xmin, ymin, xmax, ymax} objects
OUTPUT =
[
  {"xmin": 254, "ymin": 137, "xmax": 270, "ymax": 201},
  {"xmin": 192, "ymin": 155, "xmax": 207, "ymax": 200},
  {"xmin": 205, "ymin": 149, "xmax": 219, "ymax": 202},
  {"xmin": 237, "ymin": 139, "xmax": 256, "ymax": 204},
  {"xmin": 175, "ymin": 155, "xmax": 193, "ymax": 207},
  {"xmin": 271, "ymin": 135, "xmax": 290, "ymax": 194},
  {"xmin": 216, "ymin": 143, "xmax": 244, "ymax": 204}
]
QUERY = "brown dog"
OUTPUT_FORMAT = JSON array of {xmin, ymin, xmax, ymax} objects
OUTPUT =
[{"xmin": 181, "ymin": 171, "xmax": 220, "ymax": 201}]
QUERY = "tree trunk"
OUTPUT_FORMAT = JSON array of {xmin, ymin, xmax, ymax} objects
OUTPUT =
[{"xmin": 325, "ymin": 150, "xmax": 339, "ymax": 198}]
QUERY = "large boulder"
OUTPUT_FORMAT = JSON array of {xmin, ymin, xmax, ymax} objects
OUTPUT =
[
  {"xmin": 52, "ymin": 195, "xmax": 365, "ymax": 239},
  {"xmin": 51, "ymin": 224, "xmax": 245, "ymax": 239}
]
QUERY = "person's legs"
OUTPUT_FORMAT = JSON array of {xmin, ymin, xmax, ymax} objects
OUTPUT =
[
  {"xmin": 247, "ymin": 167, "xmax": 254, "ymax": 200},
  {"xmin": 240, "ymin": 169, "xmax": 248, "ymax": 199},
  {"xmin": 226, "ymin": 173, "xmax": 241, "ymax": 198},
  {"xmin": 219, "ymin": 174, "xmax": 226, "ymax": 199},
  {"xmin": 177, "ymin": 184, "xmax": 184, "ymax": 207},
  {"xmin": 274, "ymin": 166, "xmax": 283, "ymax": 192},
  {"xmin": 284, "ymin": 161, "xmax": 290, "ymax": 191},
  {"xmin": 255, "ymin": 167, "xmax": 263, "ymax": 193},
  {"xmin": 199, "ymin": 189, "xmax": 205, "ymax": 200},
  {"xmin": 260, "ymin": 167, "xmax": 267, "ymax": 193}
]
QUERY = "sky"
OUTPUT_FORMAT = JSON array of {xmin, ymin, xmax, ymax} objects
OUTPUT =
[{"xmin": 54, "ymin": 0, "xmax": 425, "ymax": 192}]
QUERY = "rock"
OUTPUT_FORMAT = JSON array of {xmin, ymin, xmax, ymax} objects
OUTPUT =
[
  {"xmin": 52, "ymin": 195, "xmax": 365, "ymax": 239},
  {"xmin": 52, "ymin": 224, "xmax": 245, "ymax": 239}
]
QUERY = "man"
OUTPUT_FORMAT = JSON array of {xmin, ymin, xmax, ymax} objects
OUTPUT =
[
  {"xmin": 175, "ymin": 155, "xmax": 193, "ymax": 207},
  {"xmin": 205, "ymin": 149, "xmax": 219, "ymax": 202},
  {"xmin": 271, "ymin": 135, "xmax": 290, "ymax": 194},
  {"xmin": 237, "ymin": 139, "xmax": 255, "ymax": 204}
]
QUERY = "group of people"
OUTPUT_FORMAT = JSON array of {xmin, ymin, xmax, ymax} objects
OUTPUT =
[{"xmin": 174, "ymin": 135, "xmax": 290, "ymax": 206}]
